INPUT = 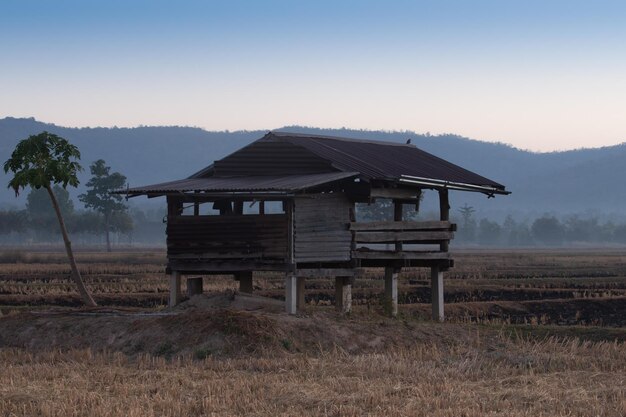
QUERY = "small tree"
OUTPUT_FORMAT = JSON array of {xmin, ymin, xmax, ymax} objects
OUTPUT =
[
  {"xmin": 79, "ymin": 159, "xmax": 129, "ymax": 252},
  {"xmin": 3, "ymin": 132, "xmax": 96, "ymax": 306}
]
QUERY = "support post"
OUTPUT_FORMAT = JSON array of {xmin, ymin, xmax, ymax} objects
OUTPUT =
[
  {"xmin": 237, "ymin": 271, "xmax": 253, "ymax": 293},
  {"xmin": 285, "ymin": 273, "xmax": 297, "ymax": 314},
  {"xmin": 334, "ymin": 276, "xmax": 352, "ymax": 313},
  {"xmin": 167, "ymin": 197, "xmax": 183, "ymax": 217},
  {"xmin": 297, "ymin": 276, "xmax": 306, "ymax": 310},
  {"xmin": 438, "ymin": 189, "xmax": 450, "ymax": 252},
  {"xmin": 431, "ymin": 265, "xmax": 444, "ymax": 322},
  {"xmin": 169, "ymin": 271, "xmax": 181, "ymax": 307},
  {"xmin": 384, "ymin": 267, "xmax": 399, "ymax": 317},
  {"xmin": 393, "ymin": 200, "xmax": 403, "ymax": 252},
  {"xmin": 186, "ymin": 277, "xmax": 203, "ymax": 297}
]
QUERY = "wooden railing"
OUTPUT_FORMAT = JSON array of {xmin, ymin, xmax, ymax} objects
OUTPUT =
[{"xmin": 350, "ymin": 220, "xmax": 456, "ymax": 260}]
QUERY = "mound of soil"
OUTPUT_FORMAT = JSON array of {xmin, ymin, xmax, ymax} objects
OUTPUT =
[
  {"xmin": 3, "ymin": 291, "xmax": 625, "ymax": 357},
  {"xmin": 0, "ymin": 291, "xmax": 473, "ymax": 357}
]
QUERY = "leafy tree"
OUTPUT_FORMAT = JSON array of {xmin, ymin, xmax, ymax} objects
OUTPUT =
[
  {"xmin": 27, "ymin": 185, "xmax": 74, "ymax": 218},
  {"xmin": 531, "ymin": 215, "xmax": 565, "ymax": 246},
  {"xmin": 70, "ymin": 211, "xmax": 103, "ymax": 235},
  {"xmin": 0, "ymin": 209, "xmax": 27, "ymax": 235},
  {"xmin": 478, "ymin": 218, "xmax": 501, "ymax": 245},
  {"xmin": 110, "ymin": 211, "xmax": 133, "ymax": 235},
  {"xmin": 3, "ymin": 132, "xmax": 96, "ymax": 306},
  {"xmin": 26, "ymin": 185, "xmax": 75, "ymax": 238},
  {"xmin": 79, "ymin": 159, "xmax": 130, "ymax": 251}
]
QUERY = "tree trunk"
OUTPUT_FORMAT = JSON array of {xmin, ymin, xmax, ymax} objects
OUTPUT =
[
  {"xmin": 46, "ymin": 184, "xmax": 97, "ymax": 307},
  {"xmin": 105, "ymin": 214, "xmax": 111, "ymax": 252}
]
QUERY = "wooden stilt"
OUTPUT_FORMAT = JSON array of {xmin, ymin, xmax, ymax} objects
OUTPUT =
[
  {"xmin": 285, "ymin": 273, "xmax": 297, "ymax": 314},
  {"xmin": 237, "ymin": 271, "xmax": 253, "ymax": 293},
  {"xmin": 334, "ymin": 276, "xmax": 352, "ymax": 313},
  {"xmin": 393, "ymin": 200, "xmax": 403, "ymax": 252},
  {"xmin": 438, "ymin": 189, "xmax": 450, "ymax": 252},
  {"xmin": 169, "ymin": 271, "xmax": 181, "ymax": 307},
  {"xmin": 431, "ymin": 265, "xmax": 444, "ymax": 322},
  {"xmin": 297, "ymin": 276, "xmax": 306, "ymax": 310},
  {"xmin": 186, "ymin": 276, "xmax": 203, "ymax": 297},
  {"xmin": 384, "ymin": 267, "xmax": 398, "ymax": 317}
]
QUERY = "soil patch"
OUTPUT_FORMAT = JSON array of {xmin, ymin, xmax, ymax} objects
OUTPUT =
[{"xmin": 0, "ymin": 291, "xmax": 485, "ymax": 357}]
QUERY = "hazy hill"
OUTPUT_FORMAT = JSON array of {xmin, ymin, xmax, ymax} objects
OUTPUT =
[{"xmin": 1, "ymin": 117, "xmax": 625, "ymax": 220}]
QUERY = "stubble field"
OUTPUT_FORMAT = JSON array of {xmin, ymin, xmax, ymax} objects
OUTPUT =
[{"xmin": 1, "ymin": 248, "xmax": 625, "ymax": 416}]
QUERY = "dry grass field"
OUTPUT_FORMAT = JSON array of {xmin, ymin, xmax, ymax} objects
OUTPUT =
[{"xmin": 1, "ymin": 248, "xmax": 626, "ymax": 416}]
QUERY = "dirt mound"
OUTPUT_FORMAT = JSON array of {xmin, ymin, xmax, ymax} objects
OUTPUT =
[
  {"xmin": 175, "ymin": 290, "xmax": 285, "ymax": 313},
  {"xmin": 0, "ymin": 291, "xmax": 475, "ymax": 357},
  {"xmin": 4, "ymin": 291, "xmax": 624, "ymax": 358}
]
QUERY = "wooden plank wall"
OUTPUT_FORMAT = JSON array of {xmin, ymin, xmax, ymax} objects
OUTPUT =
[
  {"xmin": 351, "ymin": 220, "xmax": 455, "ymax": 244},
  {"xmin": 294, "ymin": 193, "xmax": 352, "ymax": 262},
  {"xmin": 167, "ymin": 214, "xmax": 288, "ymax": 260}
]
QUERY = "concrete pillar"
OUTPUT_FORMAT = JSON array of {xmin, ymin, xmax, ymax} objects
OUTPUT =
[
  {"xmin": 384, "ymin": 267, "xmax": 398, "ymax": 317},
  {"xmin": 237, "ymin": 271, "xmax": 253, "ymax": 293},
  {"xmin": 335, "ymin": 276, "xmax": 352, "ymax": 313},
  {"xmin": 285, "ymin": 273, "xmax": 297, "ymax": 314},
  {"xmin": 186, "ymin": 277, "xmax": 203, "ymax": 297},
  {"xmin": 297, "ymin": 276, "xmax": 306, "ymax": 310},
  {"xmin": 169, "ymin": 271, "xmax": 181, "ymax": 307},
  {"xmin": 431, "ymin": 266, "xmax": 444, "ymax": 322}
]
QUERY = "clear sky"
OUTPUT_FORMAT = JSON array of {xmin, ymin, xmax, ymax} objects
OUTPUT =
[{"xmin": 1, "ymin": 0, "xmax": 625, "ymax": 152}]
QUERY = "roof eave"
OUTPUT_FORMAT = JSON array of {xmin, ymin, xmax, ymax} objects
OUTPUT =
[{"xmin": 398, "ymin": 175, "xmax": 510, "ymax": 196}]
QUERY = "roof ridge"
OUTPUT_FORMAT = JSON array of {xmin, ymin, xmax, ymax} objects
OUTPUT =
[{"xmin": 270, "ymin": 131, "xmax": 414, "ymax": 147}]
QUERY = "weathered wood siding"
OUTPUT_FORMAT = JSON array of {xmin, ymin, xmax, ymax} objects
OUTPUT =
[
  {"xmin": 294, "ymin": 193, "xmax": 352, "ymax": 262},
  {"xmin": 167, "ymin": 214, "xmax": 288, "ymax": 261}
]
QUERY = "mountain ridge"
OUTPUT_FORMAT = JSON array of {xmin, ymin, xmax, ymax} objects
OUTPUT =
[{"xmin": 1, "ymin": 117, "xmax": 625, "ymax": 219}]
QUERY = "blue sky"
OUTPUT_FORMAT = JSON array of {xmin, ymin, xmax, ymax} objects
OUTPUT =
[{"xmin": 1, "ymin": 0, "xmax": 626, "ymax": 151}]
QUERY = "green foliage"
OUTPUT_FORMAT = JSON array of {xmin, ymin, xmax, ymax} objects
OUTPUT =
[
  {"xmin": 26, "ymin": 186, "xmax": 75, "ymax": 238},
  {"xmin": 0, "ymin": 210, "xmax": 27, "ymax": 235},
  {"xmin": 3, "ymin": 131, "xmax": 82, "ymax": 196},
  {"xmin": 79, "ymin": 159, "xmax": 132, "ymax": 248},
  {"xmin": 69, "ymin": 211, "xmax": 103, "ymax": 235},
  {"xmin": 531, "ymin": 216, "xmax": 565, "ymax": 246},
  {"xmin": 110, "ymin": 211, "xmax": 134, "ymax": 234},
  {"xmin": 27, "ymin": 185, "xmax": 74, "ymax": 219},
  {"xmin": 79, "ymin": 159, "xmax": 127, "ymax": 218},
  {"xmin": 478, "ymin": 218, "xmax": 501, "ymax": 245}
]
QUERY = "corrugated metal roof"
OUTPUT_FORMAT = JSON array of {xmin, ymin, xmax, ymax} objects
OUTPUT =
[
  {"xmin": 133, "ymin": 131, "xmax": 508, "ymax": 196},
  {"xmin": 267, "ymin": 132, "xmax": 506, "ymax": 191},
  {"xmin": 123, "ymin": 172, "xmax": 359, "ymax": 195}
]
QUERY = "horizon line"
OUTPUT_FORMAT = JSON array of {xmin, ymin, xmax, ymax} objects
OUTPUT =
[{"xmin": 2, "ymin": 115, "xmax": 625, "ymax": 155}]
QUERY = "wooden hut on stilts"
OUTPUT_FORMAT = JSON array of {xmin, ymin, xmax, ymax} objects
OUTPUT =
[{"xmin": 122, "ymin": 132, "xmax": 508, "ymax": 320}]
